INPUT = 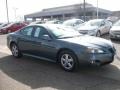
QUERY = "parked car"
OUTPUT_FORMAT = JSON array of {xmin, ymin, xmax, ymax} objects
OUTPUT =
[
  {"xmin": 63, "ymin": 19, "xmax": 84, "ymax": 28},
  {"xmin": 30, "ymin": 21, "xmax": 45, "ymax": 25},
  {"xmin": 0, "ymin": 23, "xmax": 9, "ymax": 33},
  {"xmin": 0, "ymin": 23, "xmax": 9, "ymax": 29},
  {"xmin": 76, "ymin": 19, "xmax": 112, "ymax": 37},
  {"xmin": 0, "ymin": 23, "xmax": 3, "ymax": 25},
  {"xmin": 0, "ymin": 22, "xmax": 27, "ymax": 34},
  {"xmin": 45, "ymin": 20, "xmax": 63, "ymax": 24},
  {"xmin": 110, "ymin": 20, "xmax": 120, "ymax": 40},
  {"xmin": 7, "ymin": 24, "xmax": 116, "ymax": 71}
]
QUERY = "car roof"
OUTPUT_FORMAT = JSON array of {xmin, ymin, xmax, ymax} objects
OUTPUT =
[
  {"xmin": 88, "ymin": 19, "xmax": 104, "ymax": 22},
  {"xmin": 64, "ymin": 19, "xmax": 84, "ymax": 22},
  {"xmin": 27, "ymin": 24, "xmax": 63, "ymax": 28}
]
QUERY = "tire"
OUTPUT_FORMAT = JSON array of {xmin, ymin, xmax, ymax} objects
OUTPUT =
[
  {"xmin": 96, "ymin": 31, "xmax": 101, "ymax": 37},
  {"xmin": 10, "ymin": 43, "xmax": 22, "ymax": 58},
  {"xmin": 58, "ymin": 50, "xmax": 79, "ymax": 72}
]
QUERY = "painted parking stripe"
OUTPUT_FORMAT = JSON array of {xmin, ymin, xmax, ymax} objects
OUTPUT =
[{"xmin": 0, "ymin": 45, "xmax": 11, "ymax": 54}]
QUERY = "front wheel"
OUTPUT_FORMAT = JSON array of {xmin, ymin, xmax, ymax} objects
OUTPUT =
[
  {"xmin": 58, "ymin": 51, "xmax": 79, "ymax": 71},
  {"xmin": 11, "ymin": 43, "xmax": 22, "ymax": 58}
]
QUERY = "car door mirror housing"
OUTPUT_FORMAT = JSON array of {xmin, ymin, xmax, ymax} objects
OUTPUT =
[{"xmin": 42, "ymin": 35, "xmax": 52, "ymax": 41}]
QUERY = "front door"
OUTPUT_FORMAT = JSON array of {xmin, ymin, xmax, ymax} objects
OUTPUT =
[{"xmin": 31, "ymin": 26, "xmax": 57, "ymax": 60}]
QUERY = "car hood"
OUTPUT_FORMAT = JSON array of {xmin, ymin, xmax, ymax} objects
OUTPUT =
[
  {"xmin": 111, "ymin": 26, "xmax": 120, "ymax": 31},
  {"xmin": 59, "ymin": 36, "xmax": 113, "ymax": 48},
  {"xmin": 77, "ymin": 26, "xmax": 98, "ymax": 31}
]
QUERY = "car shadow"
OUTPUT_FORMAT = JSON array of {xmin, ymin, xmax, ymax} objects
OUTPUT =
[
  {"xmin": 0, "ymin": 55, "xmax": 120, "ymax": 90},
  {"xmin": 101, "ymin": 33, "xmax": 120, "ymax": 44},
  {"xmin": 101, "ymin": 34, "xmax": 110, "ymax": 40},
  {"xmin": 111, "ymin": 39, "xmax": 120, "ymax": 44}
]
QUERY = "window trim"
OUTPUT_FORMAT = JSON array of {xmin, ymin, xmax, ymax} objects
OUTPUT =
[
  {"xmin": 33, "ymin": 26, "xmax": 52, "ymax": 40},
  {"xmin": 20, "ymin": 26, "xmax": 34, "ymax": 37}
]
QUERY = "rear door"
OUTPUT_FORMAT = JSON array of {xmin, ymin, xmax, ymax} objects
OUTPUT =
[
  {"xmin": 18, "ymin": 26, "xmax": 35, "ymax": 54},
  {"xmin": 99, "ymin": 21, "xmax": 106, "ymax": 35},
  {"xmin": 104, "ymin": 20, "xmax": 111, "ymax": 33}
]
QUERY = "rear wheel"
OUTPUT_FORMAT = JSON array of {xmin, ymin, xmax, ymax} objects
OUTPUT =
[
  {"xmin": 58, "ymin": 50, "xmax": 79, "ymax": 71},
  {"xmin": 11, "ymin": 43, "xmax": 22, "ymax": 58},
  {"xmin": 96, "ymin": 31, "xmax": 101, "ymax": 37}
]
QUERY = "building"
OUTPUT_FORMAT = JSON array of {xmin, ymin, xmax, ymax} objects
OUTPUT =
[
  {"xmin": 112, "ymin": 11, "xmax": 120, "ymax": 18},
  {"xmin": 24, "ymin": 3, "xmax": 112, "ymax": 21}
]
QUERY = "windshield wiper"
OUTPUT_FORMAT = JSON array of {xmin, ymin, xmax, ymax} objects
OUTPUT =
[{"xmin": 58, "ymin": 36, "xmax": 74, "ymax": 39}]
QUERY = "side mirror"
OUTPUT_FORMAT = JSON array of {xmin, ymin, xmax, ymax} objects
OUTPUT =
[{"xmin": 42, "ymin": 34, "xmax": 52, "ymax": 41}]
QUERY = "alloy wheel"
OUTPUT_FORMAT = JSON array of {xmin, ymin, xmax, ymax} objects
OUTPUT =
[
  {"xmin": 61, "ymin": 54, "xmax": 74, "ymax": 70},
  {"xmin": 11, "ymin": 44, "xmax": 19, "ymax": 57}
]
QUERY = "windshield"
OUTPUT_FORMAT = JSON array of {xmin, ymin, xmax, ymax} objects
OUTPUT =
[
  {"xmin": 63, "ymin": 19, "xmax": 83, "ymax": 26},
  {"xmin": 63, "ymin": 20, "xmax": 76, "ymax": 26},
  {"xmin": 113, "ymin": 20, "xmax": 120, "ymax": 26},
  {"xmin": 0, "ymin": 23, "xmax": 8, "ymax": 28},
  {"xmin": 2, "ymin": 23, "xmax": 14, "ymax": 28},
  {"xmin": 82, "ymin": 20, "xmax": 102, "ymax": 27},
  {"xmin": 47, "ymin": 25, "xmax": 82, "ymax": 38}
]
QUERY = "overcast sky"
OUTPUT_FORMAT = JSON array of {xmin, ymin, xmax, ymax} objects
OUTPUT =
[{"xmin": 0, "ymin": 0, "xmax": 120, "ymax": 22}]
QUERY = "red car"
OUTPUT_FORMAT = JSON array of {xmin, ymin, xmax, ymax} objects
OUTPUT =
[{"xmin": 0, "ymin": 22, "xmax": 27, "ymax": 34}]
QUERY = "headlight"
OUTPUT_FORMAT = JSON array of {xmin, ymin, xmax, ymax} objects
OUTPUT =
[{"xmin": 87, "ymin": 47, "xmax": 105, "ymax": 53}]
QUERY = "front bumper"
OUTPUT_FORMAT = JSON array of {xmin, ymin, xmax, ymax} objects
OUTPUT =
[
  {"xmin": 110, "ymin": 33, "xmax": 120, "ymax": 40},
  {"xmin": 89, "ymin": 53, "xmax": 115, "ymax": 66},
  {"xmin": 77, "ymin": 52, "xmax": 115, "ymax": 66}
]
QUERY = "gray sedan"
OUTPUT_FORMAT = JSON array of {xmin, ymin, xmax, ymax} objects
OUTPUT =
[
  {"xmin": 7, "ymin": 24, "xmax": 115, "ymax": 71},
  {"xmin": 76, "ymin": 19, "xmax": 112, "ymax": 37},
  {"xmin": 110, "ymin": 20, "xmax": 120, "ymax": 40}
]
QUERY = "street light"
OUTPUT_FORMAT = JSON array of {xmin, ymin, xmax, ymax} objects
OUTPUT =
[
  {"xmin": 83, "ymin": 0, "xmax": 86, "ymax": 21},
  {"xmin": 96, "ymin": 0, "xmax": 99, "ymax": 19},
  {"xmin": 6, "ymin": 0, "xmax": 9, "ymax": 23}
]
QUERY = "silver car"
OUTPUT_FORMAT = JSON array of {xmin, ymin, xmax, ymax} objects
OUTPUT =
[
  {"xmin": 110, "ymin": 20, "xmax": 120, "ymax": 40},
  {"xmin": 76, "ymin": 19, "xmax": 112, "ymax": 37},
  {"xmin": 63, "ymin": 19, "xmax": 84, "ymax": 28}
]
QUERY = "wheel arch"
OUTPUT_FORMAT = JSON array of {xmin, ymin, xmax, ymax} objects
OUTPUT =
[
  {"xmin": 9, "ymin": 41, "xmax": 17, "ymax": 49},
  {"xmin": 56, "ymin": 48, "xmax": 78, "ymax": 62}
]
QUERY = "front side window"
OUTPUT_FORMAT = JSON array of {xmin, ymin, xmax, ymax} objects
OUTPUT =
[
  {"xmin": 21, "ymin": 27, "xmax": 33, "ymax": 36},
  {"xmin": 33, "ymin": 26, "xmax": 49, "ymax": 38},
  {"xmin": 83, "ymin": 20, "xmax": 102, "ymax": 27}
]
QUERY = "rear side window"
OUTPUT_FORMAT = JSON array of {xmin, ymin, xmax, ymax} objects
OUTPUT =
[{"xmin": 21, "ymin": 27, "xmax": 33, "ymax": 36}]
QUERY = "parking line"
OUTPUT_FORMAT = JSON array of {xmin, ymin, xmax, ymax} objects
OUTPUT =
[{"xmin": 0, "ymin": 45, "xmax": 11, "ymax": 54}]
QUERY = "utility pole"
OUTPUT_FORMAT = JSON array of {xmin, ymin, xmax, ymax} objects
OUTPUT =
[
  {"xmin": 6, "ymin": 0, "xmax": 9, "ymax": 23},
  {"xmin": 96, "ymin": 0, "xmax": 99, "ymax": 19},
  {"xmin": 83, "ymin": 0, "xmax": 86, "ymax": 21}
]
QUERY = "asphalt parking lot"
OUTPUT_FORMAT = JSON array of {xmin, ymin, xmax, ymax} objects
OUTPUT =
[{"xmin": 0, "ymin": 34, "xmax": 120, "ymax": 90}]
